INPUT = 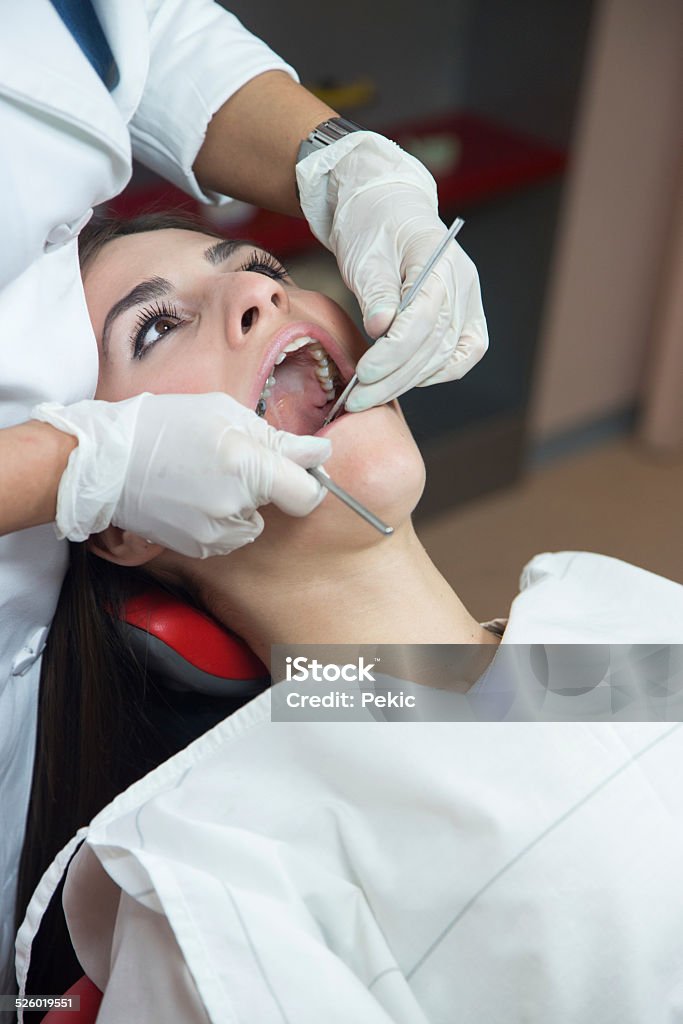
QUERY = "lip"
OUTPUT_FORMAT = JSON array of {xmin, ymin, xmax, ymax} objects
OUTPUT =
[
  {"xmin": 250, "ymin": 321, "xmax": 357, "ymax": 409},
  {"xmin": 315, "ymin": 414, "xmax": 346, "ymax": 440},
  {"xmin": 315, "ymin": 398, "xmax": 399, "ymax": 438}
]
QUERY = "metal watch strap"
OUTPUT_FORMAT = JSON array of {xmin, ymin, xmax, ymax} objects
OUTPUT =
[{"xmin": 296, "ymin": 116, "xmax": 365, "ymax": 163}]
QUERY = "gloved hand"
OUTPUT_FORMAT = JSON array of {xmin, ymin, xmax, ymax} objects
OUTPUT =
[
  {"xmin": 297, "ymin": 131, "xmax": 488, "ymax": 411},
  {"xmin": 32, "ymin": 393, "xmax": 331, "ymax": 558}
]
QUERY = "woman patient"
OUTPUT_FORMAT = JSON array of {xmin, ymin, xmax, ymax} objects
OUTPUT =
[{"xmin": 19, "ymin": 215, "xmax": 683, "ymax": 1023}]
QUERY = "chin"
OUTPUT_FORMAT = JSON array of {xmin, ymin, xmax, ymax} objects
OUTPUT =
[{"xmin": 263, "ymin": 402, "xmax": 426, "ymax": 551}]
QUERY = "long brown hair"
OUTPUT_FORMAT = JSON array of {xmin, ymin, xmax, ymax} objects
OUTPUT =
[
  {"xmin": 16, "ymin": 212, "xmax": 237, "ymax": 998},
  {"xmin": 16, "ymin": 547, "xmax": 156, "ymax": 1000}
]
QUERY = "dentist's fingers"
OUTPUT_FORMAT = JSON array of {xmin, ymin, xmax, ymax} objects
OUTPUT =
[
  {"xmin": 416, "ymin": 258, "xmax": 489, "ymax": 387},
  {"xmin": 357, "ymin": 264, "xmax": 454, "ymax": 383},
  {"xmin": 243, "ymin": 438, "xmax": 329, "ymax": 517},
  {"xmin": 347, "ymin": 299, "xmax": 451, "ymax": 410},
  {"xmin": 345, "ymin": 238, "xmax": 488, "ymax": 409},
  {"xmin": 270, "ymin": 458, "xmax": 328, "ymax": 517},
  {"xmin": 416, "ymin": 319, "xmax": 489, "ymax": 387},
  {"xmin": 35, "ymin": 392, "xmax": 334, "ymax": 558},
  {"xmin": 238, "ymin": 419, "xmax": 332, "ymax": 516},
  {"xmin": 246, "ymin": 417, "xmax": 332, "ymax": 469}
]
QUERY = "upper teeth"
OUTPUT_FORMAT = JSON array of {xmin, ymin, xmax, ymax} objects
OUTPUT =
[
  {"xmin": 282, "ymin": 336, "xmax": 317, "ymax": 355},
  {"xmin": 255, "ymin": 336, "xmax": 339, "ymax": 415}
]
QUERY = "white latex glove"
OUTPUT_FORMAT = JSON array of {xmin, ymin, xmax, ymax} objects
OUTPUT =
[
  {"xmin": 33, "ymin": 393, "xmax": 331, "ymax": 558},
  {"xmin": 297, "ymin": 131, "xmax": 488, "ymax": 410}
]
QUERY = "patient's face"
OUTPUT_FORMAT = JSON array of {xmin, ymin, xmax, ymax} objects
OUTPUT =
[
  {"xmin": 84, "ymin": 227, "xmax": 425, "ymax": 551},
  {"xmin": 87, "ymin": 229, "xmax": 361, "ymax": 434}
]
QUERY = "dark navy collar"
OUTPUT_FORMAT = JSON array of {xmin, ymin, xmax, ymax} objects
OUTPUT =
[{"xmin": 49, "ymin": 0, "xmax": 119, "ymax": 90}]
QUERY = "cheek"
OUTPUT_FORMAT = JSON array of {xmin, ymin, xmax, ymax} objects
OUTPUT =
[
  {"xmin": 95, "ymin": 344, "xmax": 247, "ymax": 404},
  {"xmin": 96, "ymin": 366, "xmax": 218, "ymax": 402},
  {"xmin": 260, "ymin": 406, "xmax": 426, "ymax": 553}
]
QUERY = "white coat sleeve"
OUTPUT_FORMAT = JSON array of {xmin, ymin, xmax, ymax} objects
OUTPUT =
[{"xmin": 131, "ymin": 0, "xmax": 300, "ymax": 203}]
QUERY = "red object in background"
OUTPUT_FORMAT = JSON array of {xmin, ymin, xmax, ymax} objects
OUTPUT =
[
  {"xmin": 107, "ymin": 111, "xmax": 566, "ymax": 258},
  {"xmin": 40, "ymin": 977, "xmax": 102, "ymax": 1023}
]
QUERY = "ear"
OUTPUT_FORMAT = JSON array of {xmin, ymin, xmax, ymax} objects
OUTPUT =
[{"xmin": 87, "ymin": 526, "xmax": 165, "ymax": 567}]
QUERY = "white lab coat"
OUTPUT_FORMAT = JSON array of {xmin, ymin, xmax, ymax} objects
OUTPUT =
[
  {"xmin": 0, "ymin": 0, "xmax": 297, "ymax": 991},
  {"xmin": 15, "ymin": 552, "xmax": 683, "ymax": 1022}
]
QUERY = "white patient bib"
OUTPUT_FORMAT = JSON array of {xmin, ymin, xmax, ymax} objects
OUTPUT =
[
  {"xmin": 21, "ymin": 712, "xmax": 683, "ymax": 1024},
  {"xmin": 15, "ymin": 552, "xmax": 683, "ymax": 1022}
]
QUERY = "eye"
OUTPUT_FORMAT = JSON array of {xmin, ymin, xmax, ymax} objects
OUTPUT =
[
  {"xmin": 131, "ymin": 302, "xmax": 184, "ymax": 359},
  {"xmin": 238, "ymin": 249, "xmax": 289, "ymax": 281}
]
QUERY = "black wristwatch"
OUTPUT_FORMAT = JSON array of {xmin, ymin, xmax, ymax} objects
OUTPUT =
[{"xmin": 296, "ymin": 116, "xmax": 366, "ymax": 164}]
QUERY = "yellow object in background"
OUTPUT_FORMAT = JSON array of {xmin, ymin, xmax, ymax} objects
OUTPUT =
[
  {"xmin": 306, "ymin": 75, "xmax": 461, "ymax": 177},
  {"xmin": 401, "ymin": 134, "xmax": 462, "ymax": 176},
  {"xmin": 306, "ymin": 76, "xmax": 376, "ymax": 112}
]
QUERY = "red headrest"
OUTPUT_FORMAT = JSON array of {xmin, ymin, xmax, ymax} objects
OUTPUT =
[{"xmin": 121, "ymin": 586, "xmax": 267, "ymax": 681}]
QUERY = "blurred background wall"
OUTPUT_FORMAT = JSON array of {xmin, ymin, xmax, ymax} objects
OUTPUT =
[{"xmin": 530, "ymin": 0, "xmax": 683, "ymax": 451}]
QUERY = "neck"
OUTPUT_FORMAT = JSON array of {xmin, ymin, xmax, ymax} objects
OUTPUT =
[{"xmin": 181, "ymin": 521, "xmax": 497, "ymax": 670}]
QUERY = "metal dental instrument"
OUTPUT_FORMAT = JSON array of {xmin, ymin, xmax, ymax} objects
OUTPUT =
[
  {"xmin": 308, "ymin": 467, "xmax": 393, "ymax": 535},
  {"xmin": 323, "ymin": 216, "xmax": 466, "ymax": 426}
]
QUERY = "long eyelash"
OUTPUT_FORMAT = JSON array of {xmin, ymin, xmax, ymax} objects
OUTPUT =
[
  {"xmin": 131, "ymin": 300, "xmax": 181, "ymax": 358},
  {"xmin": 239, "ymin": 249, "xmax": 289, "ymax": 280}
]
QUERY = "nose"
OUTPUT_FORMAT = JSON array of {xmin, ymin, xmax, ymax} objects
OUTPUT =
[{"xmin": 219, "ymin": 271, "xmax": 290, "ymax": 349}]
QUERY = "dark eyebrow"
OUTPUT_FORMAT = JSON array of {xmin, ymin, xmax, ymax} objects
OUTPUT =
[
  {"xmin": 203, "ymin": 239, "xmax": 251, "ymax": 266},
  {"xmin": 101, "ymin": 276, "xmax": 173, "ymax": 357},
  {"xmin": 100, "ymin": 241, "xmax": 280, "ymax": 356}
]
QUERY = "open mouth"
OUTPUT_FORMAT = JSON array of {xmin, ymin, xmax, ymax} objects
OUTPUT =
[{"xmin": 255, "ymin": 335, "xmax": 350, "ymax": 436}]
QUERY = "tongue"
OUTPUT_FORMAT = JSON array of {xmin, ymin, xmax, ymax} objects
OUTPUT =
[{"xmin": 265, "ymin": 356, "xmax": 332, "ymax": 435}]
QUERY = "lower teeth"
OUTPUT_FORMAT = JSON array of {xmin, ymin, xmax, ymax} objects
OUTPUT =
[{"xmin": 256, "ymin": 398, "xmax": 267, "ymax": 417}]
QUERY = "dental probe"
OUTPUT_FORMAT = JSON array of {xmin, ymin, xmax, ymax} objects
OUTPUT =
[
  {"xmin": 308, "ymin": 467, "xmax": 393, "ymax": 536},
  {"xmin": 323, "ymin": 216, "xmax": 466, "ymax": 426}
]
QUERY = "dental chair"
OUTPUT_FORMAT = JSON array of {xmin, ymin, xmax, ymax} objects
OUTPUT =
[{"xmin": 38, "ymin": 586, "xmax": 270, "ymax": 1024}]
